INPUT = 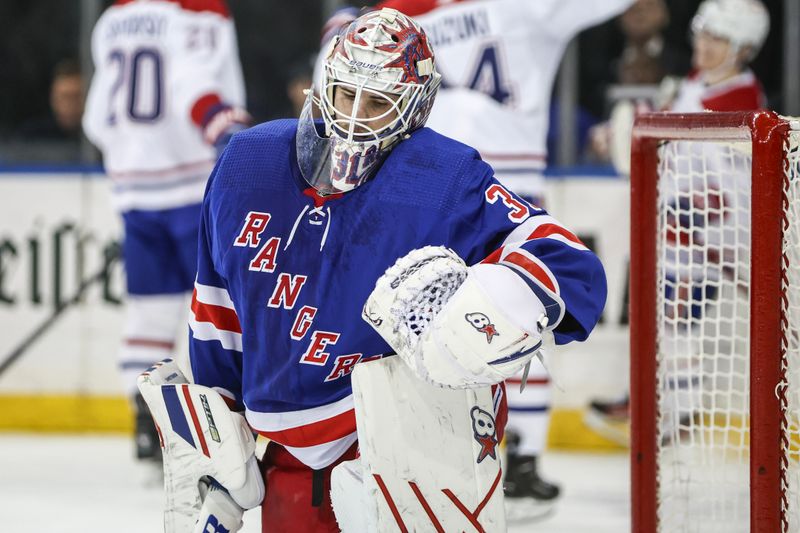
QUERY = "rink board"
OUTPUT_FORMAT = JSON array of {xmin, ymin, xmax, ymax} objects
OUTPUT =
[{"xmin": 0, "ymin": 170, "xmax": 629, "ymax": 449}]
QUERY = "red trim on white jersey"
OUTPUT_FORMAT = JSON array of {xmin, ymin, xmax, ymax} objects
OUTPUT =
[
  {"xmin": 702, "ymin": 70, "xmax": 764, "ymax": 111},
  {"xmin": 125, "ymin": 338, "xmax": 175, "ymax": 349},
  {"xmin": 681, "ymin": 69, "xmax": 766, "ymax": 112},
  {"xmin": 108, "ymin": 159, "xmax": 215, "ymax": 181},
  {"xmin": 377, "ymin": 0, "xmax": 470, "ymax": 17},
  {"xmin": 114, "ymin": 0, "xmax": 230, "ymax": 18}
]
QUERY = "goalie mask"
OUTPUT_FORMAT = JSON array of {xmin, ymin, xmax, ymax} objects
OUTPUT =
[{"xmin": 297, "ymin": 8, "xmax": 441, "ymax": 194}]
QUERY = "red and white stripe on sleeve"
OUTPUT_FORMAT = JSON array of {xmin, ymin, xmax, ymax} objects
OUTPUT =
[
  {"xmin": 190, "ymin": 281, "xmax": 243, "ymax": 352},
  {"xmin": 480, "ymin": 213, "xmax": 589, "ymax": 327},
  {"xmin": 502, "ymin": 213, "xmax": 589, "ymax": 252}
]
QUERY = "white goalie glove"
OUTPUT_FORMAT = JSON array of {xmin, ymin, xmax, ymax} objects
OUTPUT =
[
  {"xmin": 137, "ymin": 359, "xmax": 265, "ymax": 533},
  {"xmin": 363, "ymin": 246, "xmax": 549, "ymax": 388}
]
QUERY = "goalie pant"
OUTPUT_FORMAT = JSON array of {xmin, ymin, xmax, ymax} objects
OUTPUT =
[{"xmin": 259, "ymin": 442, "xmax": 358, "ymax": 533}]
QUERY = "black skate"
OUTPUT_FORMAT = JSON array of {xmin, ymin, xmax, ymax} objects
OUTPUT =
[
  {"xmin": 504, "ymin": 453, "xmax": 561, "ymax": 501},
  {"xmin": 503, "ymin": 431, "xmax": 560, "ymax": 523}
]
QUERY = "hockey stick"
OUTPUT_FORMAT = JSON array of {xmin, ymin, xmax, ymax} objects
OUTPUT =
[{"xmin": 0, "ymin": 250, "xmax": 120, "ymax": 378}]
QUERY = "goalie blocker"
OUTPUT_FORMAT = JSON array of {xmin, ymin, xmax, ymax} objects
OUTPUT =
[{"xmin": 137, "ymin": 359, "xmax": 264, "ymax": 533}]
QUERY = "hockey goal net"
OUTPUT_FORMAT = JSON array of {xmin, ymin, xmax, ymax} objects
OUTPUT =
[{"xmin": 630, "ymin": 111, "xmax": 800, "ymax": 533}]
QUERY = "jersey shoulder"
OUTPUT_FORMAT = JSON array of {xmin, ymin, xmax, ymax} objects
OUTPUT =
[
  {"xmin": 375, "ymin": 127, "xmax": 493, "ymax": 211},
  {"xmin": 211, "ymin": 119, "xmax": 298, "ymax": 192}
]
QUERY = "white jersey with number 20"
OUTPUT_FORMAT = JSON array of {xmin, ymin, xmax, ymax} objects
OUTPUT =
[{"xmin": 83, "ymin": 0, "xmax": 245, "ymax": 212}]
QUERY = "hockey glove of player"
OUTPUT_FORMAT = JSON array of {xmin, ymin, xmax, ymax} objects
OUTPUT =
[
  {"xmin": 193, "ymin": 93, "xmax": 252, "ymax": 159},
  {"xmin": 204, "ymin": 106, "xmax": 251, "ymax": 159}
]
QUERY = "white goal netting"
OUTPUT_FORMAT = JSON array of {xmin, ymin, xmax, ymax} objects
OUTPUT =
[
  {"xmin": 781, "ymin": 131, "xmax": 800, "ymax": 533},
  {"xmin": 653, "ymin": 128, "xmax": 800, "ymax": 533}
]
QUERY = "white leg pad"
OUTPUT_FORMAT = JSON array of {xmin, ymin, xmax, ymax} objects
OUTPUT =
[
  {"xmin": 330, "ymin": 459, "xmax": 371, "ymax": 533},
  {"xmin": 331, "ymin": 357, "xmax": 506, "ymax": 532}
]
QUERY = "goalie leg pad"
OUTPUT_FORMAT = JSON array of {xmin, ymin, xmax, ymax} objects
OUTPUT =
[
  {"xmin": 332, "ymin": 357, "xmax": 507, "ymax": 531},
  {"xmin": 138, "ymin": 359, "xmax": 265, "ymax": 532},
  {"xmin": 330, "ymin": 459, "xmax": 370, "ymax": 533}
]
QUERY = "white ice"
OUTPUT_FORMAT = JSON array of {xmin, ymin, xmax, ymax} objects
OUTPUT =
[{"xmin": 0, "ymin": 433, "xmax": 629, "ymax": 532}]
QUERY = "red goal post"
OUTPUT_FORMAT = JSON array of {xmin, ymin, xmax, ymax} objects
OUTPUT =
[{"xmin": 630, "ymin": 111, "xmax": 799, "ymax": 532}]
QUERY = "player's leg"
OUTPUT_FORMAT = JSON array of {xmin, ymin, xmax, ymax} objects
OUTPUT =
[
  {"xmin": 120, "ymin": 207, "xmax": 197, "ymax": 461},
  {"xmin": 504, "ymin": 356, "xmax": 560, "ymax": 502},
  {"xmin": 261, "ymin": 443, "xmax": 358, "ymax": 533},
  {"xmin": 162, "ymin": 203, "xmax": 205, "ymax": 288},
  {"xmin": 584, "ymin": 393, "xmax": 631, "ymax": 446}
]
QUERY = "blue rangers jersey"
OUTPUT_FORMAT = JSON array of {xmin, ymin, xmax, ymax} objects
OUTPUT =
[{"xmin": 189, "ymin": 120, "xmax": 607, "ymax": 469}]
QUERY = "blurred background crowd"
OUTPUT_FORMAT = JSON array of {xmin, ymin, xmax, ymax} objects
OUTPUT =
[{"xmin": 0, "ymin": 0, "xmax": 792, "ymax": 167}]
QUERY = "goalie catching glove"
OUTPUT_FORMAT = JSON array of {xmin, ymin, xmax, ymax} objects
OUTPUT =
[
  {"xmin": 363, "ymin": 246, "xmax": 550, "ymax": 388},
  {"xmin": 137, "ymin": 359, "xmax": 264, "ymax": 533}
]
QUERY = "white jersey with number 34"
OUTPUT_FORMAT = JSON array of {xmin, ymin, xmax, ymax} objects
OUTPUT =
[{"xmin": 83, "ymin": 0, "xmax": 245, "ymax": 212}]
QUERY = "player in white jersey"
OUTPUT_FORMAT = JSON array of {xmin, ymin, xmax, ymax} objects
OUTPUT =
[
  {"xmin": 587, "ymin": 0, "xmax": 769, "ymax": 442},
  {"xmin": 366, "ymin": 0, "xmax": 632, "ymax": 510},
  {"xmin": 379, "ymin": 0, "xmax": 632, "ymax": 199},
  {"xmin": 83, "ymin": 0, "xmax": 248, "ymax": 464}
]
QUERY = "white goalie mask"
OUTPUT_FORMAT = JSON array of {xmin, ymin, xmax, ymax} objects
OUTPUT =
[
  {"xmin": 297, "ymin": 8, "xmax": 441, "ymax": 194},
  {"xmin": 691, "ymin": 0, "xmax": 770, "ymax": 62}
]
